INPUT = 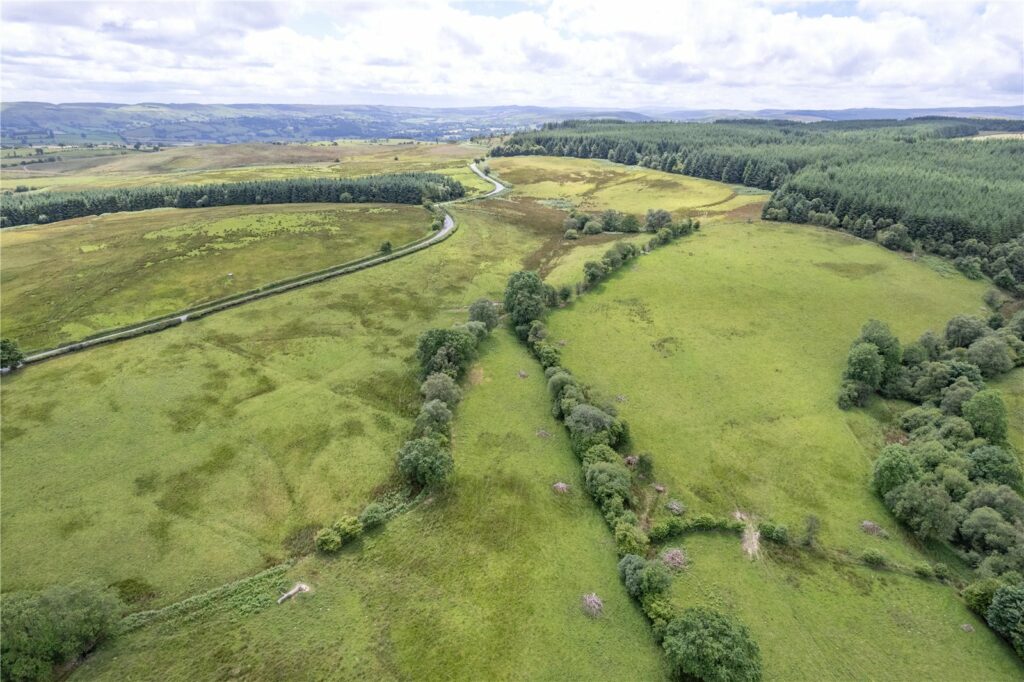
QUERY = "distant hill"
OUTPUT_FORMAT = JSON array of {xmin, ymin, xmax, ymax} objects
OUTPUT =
[
  {"xmin": 0, "ymin": 103, "xmax": 652, "ymax": 145},
  {"xmin": 2, "ymin": 102, "xmax": 1019, "ymax": 146}
]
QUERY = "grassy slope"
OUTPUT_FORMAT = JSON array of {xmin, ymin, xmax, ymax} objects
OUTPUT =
[
  {"xmin": 543, "ymin": 219, "xmax": 1023, "ymax": 677},
  {"xmin": 1, "ymin": 141, "xmax": 493, "ymax": 195},
  {"xmin": 0, "ymin": 199, "xmax": 551, "ymax": 602},
  {"xmin": 74, "ymin": 330, "xmax": 667, "ymax": 681},
  {"xmin": 1, "ymin": 203, "xmax": 431, "ymax": 350},
  {"xmin": 488, "ymin": 155, "xmax": 736, "ymax": 216}
]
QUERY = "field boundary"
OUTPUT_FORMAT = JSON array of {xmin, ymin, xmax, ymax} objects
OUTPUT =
[{"xmin": 9, "ymin": 164, "xmax": 505, "ymax": 369}]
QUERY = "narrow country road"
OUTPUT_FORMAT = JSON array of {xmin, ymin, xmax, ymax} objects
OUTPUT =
[{"xmin": 15, "ymin": 163, "xmax": 507, "ymax": 368}]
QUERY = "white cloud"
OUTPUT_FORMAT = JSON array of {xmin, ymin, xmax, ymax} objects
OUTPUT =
[{"xmin": 1, "ymin": 0, "xmax": 1020, "ymax": 108}]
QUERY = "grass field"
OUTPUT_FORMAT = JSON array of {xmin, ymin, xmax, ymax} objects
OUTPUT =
[
  {"xmin": 669, "ymin": 534, "xmax": 1021, "ymax": 680},
  {"xmin": 73, "ymin": 331, "xmax": 667, "ymax": 680},
  {"xmin": 488, "ymin": 156, "xmax": 738, "ymax": 216},
  {"xmin": 0, "ymin": 193, "xmax": 591, "ymax": 606},
  {"xmin": 1, "ymin": 203, "xmax": 432, "ymax": 350},
  {"xmin": 0, "ymin": 140, "xmax": 493, "ymax": 195}
]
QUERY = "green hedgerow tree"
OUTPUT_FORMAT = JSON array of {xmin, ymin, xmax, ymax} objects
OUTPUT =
[
  {"xmin": 0, "ymin": 338, "xmax": 24, "ymax": 369},
  {"xmin": 844, "ymin": 343, "xmax": 884, "ymax": 389},
  {"xmin": 413, "ymin": 399, "xmax": 453, "ymax": 440},
  {"xmin": 420, "ymin": 372, "xmax": 462, "ymax": 406},
  {"xmin": 962, "ymin": 390, "xmax": 1008, "ymax": 443},
  {"xmin": 986, "ymin": 584, "xmax": 1024, "ymax": 657},
  {"xmin": 332, "ymin": 516, "xmax": 363, "ymax": 543},
  {"xmin": 661, "ymin": 607, "xmax": 763, "ymax": 682},
  {"xmin": 503, "ymin": 271, "xmax": 547, "ymax": 329},
  {"xmin": 872, "ymin": 444, "xmax": 921, "ymax": 497},
  {"xmin": 945, "ymin": 314, "xmax": 991, "ymax": 349},
  {"xmin": 967, "ymin": 335, "xmax": 1014, "ymax": 378},
  {"xmin": 0, "ymin": 582, "xmax": 123, "ymax": 682},
  {"xmin": 397, "ymin": 437, "xmax": 453, "ymax": 488},
  {"xmin": 358, "ymin": 502, "xmax": 387, "ymax": 529},
  {"xmin": 467, "ymin": 298, "xmax": 499, "ymax": 331},
  {"xmin": 416, "ymin": 327, "xmax": 477, "ymax": 378},
  {"xmin": 966, "ymin": 445, "xmax": 1022, "ymax": 489},
  {"xmin": 315, "ymin": 527, "xmax": 342, "ymax": 553}
]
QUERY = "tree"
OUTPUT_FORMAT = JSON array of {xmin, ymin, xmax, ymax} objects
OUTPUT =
[
  {"xmin": 379, "ymin": 240, "xmax": 393, "ymax": 254},
  {"xmin": 962, "ymin": 390, "xmax": 1008, "ymax": 442},
  {"xmin": 967, "ymin": 335, "xmax": 1014, "ymax": 378},
  {"xmin": 872, "ymin": 444, "xmax": 920, "ymax": 497},
  {"xmin": 397, "ymin": 438, "xmax": 454, "ymax": 488},
  {"xmin": 986, "ymin": 584, "xmax": 1024, "ymax": 657},
  {"xmin": 884, "ymin": 481, "xmax": 958, "ymax": 541},
  {"xmin": 877, "ymin": 223, "xmax": 913, "ymax": 252},
  {"xmin": 0, "ymin": 338, "xmax": 24, "ymax": 369},
  {"xmin": 0, "ymin": 582, "xmax": 122, "ymax": 682},
  {"xmin": 645, "ymin": 208, "xmax": 672, "ymax": 232},
  {"xmin": 960, "ymin": 506, "xmax": 1018, "ymax": 553},
  {"xmin": 945, "ymin": 314, "xmax": 990, "ymax": 348},
  {"xmin": 964, "ymin": 578, "xmax": 1004, "ymax": 615},
  {"xmin": 420, "ymin": 372, "xmax": 462, "ymax": 406},
  {"xmin": 414, "ymin": 399, "xmax": 453, "ymax": 439},
  {"xmin": 467, "ymin": 298, "xmax": 498, "ymax": 331},
  {"xmin": 967, "ymin": 445, "xmax": 1022, "ymax": 489},
  {"xmin": 662, "ymin": 607, "xmax": 762, "ymax": 682},
  {"xmin": 415, "ymin": 327, "xmax": 477, "ymax": 378},
  {"xmin": 844, "ymin": 342, "xmax": 884, "ymax": 389},
  {"xmin": 503, "ymin": 271, "xmax": 546, "ymax": 328}
]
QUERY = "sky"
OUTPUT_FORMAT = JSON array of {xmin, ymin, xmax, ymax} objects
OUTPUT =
[{"xmin": 2, "ymin": 0, "xmax": 1022, "ymax": 110}]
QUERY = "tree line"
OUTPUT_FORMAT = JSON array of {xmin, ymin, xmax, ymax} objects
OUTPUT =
[
  {"xmin": 0, "ymin": 173, "xmax": 465, "ymax": 228},
  {"xmin": 490, "ymin": 118, "xmax": 1024, "ymax": 292},
  {"xmin": 838, "ymin": 312, "xmax": 1024, "ymax": 658}
]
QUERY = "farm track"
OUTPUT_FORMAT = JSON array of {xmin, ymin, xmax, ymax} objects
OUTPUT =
[{"xmin": 12, "ymin": 164, "xmax": 505, "ymax": 369}]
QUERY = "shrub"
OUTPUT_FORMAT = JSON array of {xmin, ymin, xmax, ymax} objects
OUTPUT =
[
  {"xmin": 467, "ymin": 298, "xmax": 499, "ymax": 331},
  {"xmin": 837, "ymin": 379, "xmax": 870, "ymax": 409},
  {"xmin": 861, "ymin": 549, "xmax": 887, "ymax": 568},
  {"xmin": 581, "ymin": 444, "xmax": 620, "ymax": 467},
  {"xmin": 415, "ymin": 327, "xmax": 477, "ymax": 378},
  {"xmin": 503, "ymin": 270, "xmax": 547, "ymax": 327},
  {"xmin": 662, "ymin": 607, "xmax": 762, "ymax": 682},
  {"xmin": 564, "ymin": 228, "xmax": 579, "ymax": 240},
  {"xmin": 0, "ymin": 583, "xmax": 122, "ymax": 682},
  {"xmin": 358, "ymin": 502, "xmax": 387, "ymax": 529},
  {"xmin": 872, "ymin": 444, "xmax": 920, "ymax": 497},
  {"xmin": 582, "ymin": 219, "xmax": 603, "ymax": 235},
  {"xmin": 618, "ymin": 554, "xmax": 646, "ymax": 598},
  {"xmin": 642, "ymin": 596, "xmax": 678, "ymax": 641},
  {"xmin": 964, "ymin": 577, "xmax": 1004, "ymax": 615},
  {"xmin": 315, "ymin": 526, "xmax": 342, "ymax": 553},
  {"xmin": 967, "ymin": 335, "xmax": 1014, "ymax": 377},
  {"xmin": 912, "ymin": 562, "xmax": 934, "ymax": 579},
  {"xmin": 532, "ymin": 342, "xmax": 561, "ymax": 369},
  {"xmin": 413, "ymin": 399, "xmax": 453, "ymax": 440},
  {"xmin": 661, "ymin": 548, "xmax": 688, "ymax": 571},
  {"xmin": 962, "ymin": 390, "xmax": 1008, "ymax": 442},
  {"xmin": 584, "ymin": 461, "xmax": 632, "ymax": 505},
  {"xmin": 614, "ymin": 522, "xmax": 650, "ymax": 556},
  {"xmin": 332, "ymin": 515, "xmax": 363, "ymax": 542},
  {"xmin": 420, "ymin": 372, "xmax": 462, "ymax": 406},
  {"xmin": 0, "ymin": 338, "xmax": 24, "ymax": 369},
  {"xmin": 986, "ymin": 584, "xmax": 1024, "ymax": 657},
  {"xmin": 844, "ymin": 342, "xmax": 884, "ymax": 389},
  {"xmin": 946, "ymin": 314, "xmax": 991, "ymax": 348},
  {"xmin": 758, "ymin": 521, "xmax": 789, "ymax": 545},
  {"xmin": 966, "ymin": 444, "xmax": 1022, "ymax": 489},
  {"xmin": 397, "ymin": 437, "xmax": 454, "ymax": 488}
]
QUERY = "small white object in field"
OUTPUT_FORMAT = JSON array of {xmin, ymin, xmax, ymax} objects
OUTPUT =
[
  {"xmin": 661, "ymin": 548, "xmax": 688, "ymax": 571},
  {"xmin": 277, "ymin": 582, "xmax": 310, "ymax": 604},
  {"xmin": 653, "ymin": 484, "xmax": 666, "ymax": 493},
  {"xmin": 581, "ymin": 592, "xmax": 603, "ymax": 617},
  {"xmin": 552, "ymin": 482, "xmax": 570, "ymax": 494}
]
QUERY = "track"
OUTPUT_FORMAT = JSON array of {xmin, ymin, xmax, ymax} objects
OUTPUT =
[{"xmin": 11, "ymin": 163, "xmax": 506, "ymax": 369}]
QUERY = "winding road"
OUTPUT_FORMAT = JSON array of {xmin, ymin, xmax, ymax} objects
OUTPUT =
[{"xmin": 15, "ymin": 163, "xmax": 506, "ymax": 368}]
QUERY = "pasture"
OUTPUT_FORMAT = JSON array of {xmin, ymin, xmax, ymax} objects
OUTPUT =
[
  {"xmin": 487, "ymin": 155, "xmax": 738, "ymax": 216},
  {"xmin": 73, "ymin": 331, "xmax": 667, "ymax": 680},
  {"xmin": 1, "ymin": 203, "xmax": 432, "ymax": 350}
]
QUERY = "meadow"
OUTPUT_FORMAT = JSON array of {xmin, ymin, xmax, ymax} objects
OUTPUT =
[
  {"xmin": 0, "ymin": 140, "xmax": 493, "ymax": 195},
  {"xmin": 1, "ymin": 203, "xmax": 431, "ymax": 350},
  {"xmin": 487, "ymin": 155, "xmax": 747, "ymax": 217},
  {"xmin": 73, "ymin": 331, "xmax": 667, "ymax": 680}
]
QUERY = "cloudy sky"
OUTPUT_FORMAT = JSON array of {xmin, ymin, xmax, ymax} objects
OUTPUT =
[{"xmin": 2, "ymin": 0, "xmax": 1022, "ymax": 109}]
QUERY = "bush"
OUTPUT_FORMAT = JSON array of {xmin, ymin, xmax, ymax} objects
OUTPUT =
[
  {"xmin": 964, "ymin": 578, "xmax": 1004, "ymax": 615},
  {"xmin": 315, "ymin": 526, "xmax": 342, "ymax": 553},
  {"xmin": 503, "ymin": 270, "xmax": 547, "ymax": 327},
  {"xmin": 413, "ymin": 399, "xmax": 453, "ymax": 440},
  {"xmin": 844, "ymin": 342, "xmax": 884, "ymax": 389},
  {"xmin": 967, "ymin": 335, "xmax": 1014, "ymax": 378},
  {"xmin": 758, "ymin": 521, "xmax": 789, "ymax": 545},
  {"xmin": 912, "ymin": 562, "xmax": 934, "ymax": 579},
  {"xmin": 986, "ymin": 584, "xmax": 1024, "ymax": 657},
  {"xmin": 0, "ymin": 583, "xmax": 122, "ymax": 682},
  {"xmin": 837, "ymin": 379, "xmax": 870, "ymax": 409},
  {"xmin": 966, "ymin": 444, "xmax": 1022, "ymax": 489},
  {"xmin": 584, "ymin": 461, "xmax": 632, "ymax": 505},
  {"xmin": 358, "ymin": 502, "xmax": 387, "ymax": 529},
  {"xmin": 467, "ymin": 298, "xmax": 499, "ymax": 331},
  {"xmin": 397, "ymin": 438, "xmax": 454, "ymax": 488},
  {"xmin": 618, "ymin": 554, "xmax": 646, "ymax": 598},
  {"xmin": 861, "ymin": 548, "xmax": 887, "ymax": 568},
  {"xmin": 564, "ymin": 228, "xmax": 579, "ymax": 240},
  {"xmin": 0, "ymin": 338, "xmax": 24, "ymax": 369},
  {"xmin": 962, "ymin": 390, "xmax": 1008, "ymax": 442},
  {"xmin": 420, "ymin": 372, "xmax": 462, "ymax": 406},
  {"xmin": 662, "ymin": 607, "xmax": 762, "ymax": 682},
  {"xmin": 946, "ymin": 314, "xmax": 991, "ymax": 348},
  {"xmin": 415, "ymin": 327, "xmax": 478, "ymax": 378},
  {"xmin": 872, "ymin": 444, "xmax": 920, "ymax": 497},
  {"xmin": 332, "ymin": 515, "xmax": 363, "ymax": 543},
  {"xmin": 581, "ymin": 444, "xmax": 619, "ymax": 467},
  {"xmin": 614, "ymin": 522, "xmax": 650, "ymax": 556}
]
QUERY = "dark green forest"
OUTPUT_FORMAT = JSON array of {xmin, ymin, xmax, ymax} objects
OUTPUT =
[
  {"xmin": 0, "ymin": 173, "xmax": 465, "ymax": 228},
  {"xmin": 491, "ymin": 118, "xmax": 1024, "ymax": 291}
]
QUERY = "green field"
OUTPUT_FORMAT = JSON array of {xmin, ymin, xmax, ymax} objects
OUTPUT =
[
  {"xmin": 2, "ymin": 152, "xmax": 1021, "ymax": 680},
  {"xmin": 488, "ymin": 155, "xmax": 744, "ymax": 216},
  {"xmin": 73, "ymin": 331, "xmax": 667, "ymax": 680},
  {"xmin": 1, "ymin": 203, "xmax": 432, "ymax": 350},
  {"xmin": 1, "ymin": 140, "xmax": 493, "ymax": 195}
]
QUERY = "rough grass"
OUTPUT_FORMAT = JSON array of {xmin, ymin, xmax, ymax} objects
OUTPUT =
[
  {"xmin": 1, "ymin": 203, "xmax": 431, "ymax": 349},
  {"xmin": 0, "ymin": 140, "xmax": 493, "ymax": 195},
  {"xmin": 72, "ymin": 331, "xmax": 667, "ymax": 680},
  {"xmin": 670, "ymin": 534, "xmax": 1022, "ymax": 680},
  {"xmin": 0, "ymin": 194, "xmax": 607, "ymax": 605},
  {"xmin": 488, "ymin": 156, "xmax": 734, "ymax": 216}
]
